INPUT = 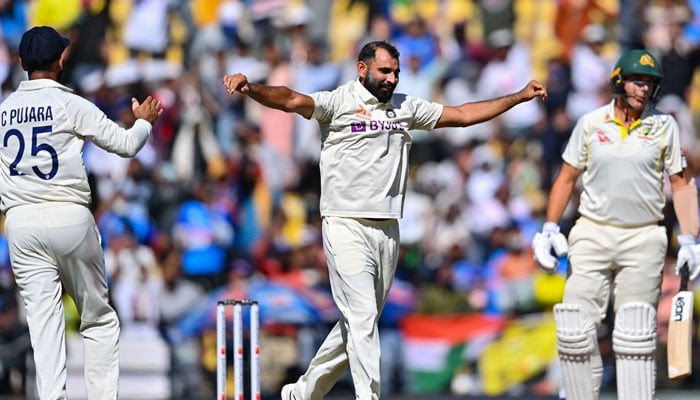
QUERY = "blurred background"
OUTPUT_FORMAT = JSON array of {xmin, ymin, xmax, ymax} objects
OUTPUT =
[{"xmin": 0, "ymin": 0, "xmax": 699, "ymax": 399}]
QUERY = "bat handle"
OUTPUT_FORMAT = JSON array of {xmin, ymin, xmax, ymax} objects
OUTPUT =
[{"xmin": 680, "ymin": 263, "xmax": 690, "ymax": 292}]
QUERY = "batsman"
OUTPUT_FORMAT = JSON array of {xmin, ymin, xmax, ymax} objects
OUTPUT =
[{"xmin": 533, "ymin": 49, "xmax": 700, "ymax": 399}]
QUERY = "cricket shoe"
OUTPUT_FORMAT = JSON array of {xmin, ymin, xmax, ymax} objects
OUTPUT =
[{"xmin": 281, "ymin": 383, "xmax": 302, "ymax": 400}]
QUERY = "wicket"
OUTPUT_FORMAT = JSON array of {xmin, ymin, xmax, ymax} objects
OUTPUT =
[{"xmin": 216, "ymin": 299, "xmax": 260, "ymax": 400}]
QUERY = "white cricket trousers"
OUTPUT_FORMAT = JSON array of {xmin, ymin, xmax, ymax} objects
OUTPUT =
[
  {"xmin": 295, "ymin": 216, "xmax": 399, "ymax": 400},
  {"xmin": 5, "ymin": 202, "xmax": 120, "ymax": 400},
  {"xmin": 564, "ymin": 217, "xmax": 667, "ymax": 325}
]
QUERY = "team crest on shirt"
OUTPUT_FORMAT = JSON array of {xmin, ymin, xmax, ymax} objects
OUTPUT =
[{"xmin": 635, "ymin": 121, "xmax": 657, "ymax": 141}]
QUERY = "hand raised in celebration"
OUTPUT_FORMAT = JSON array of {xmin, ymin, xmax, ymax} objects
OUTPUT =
[
  {"xmin": 519, "ymin": 80, "xmax": 548, "ymax": 102},
  {"xmin": 131, "ymin": 96, "xmax": 163, "ymax": 125},
  {"xmin": 223, "ymin": 73, "xmax": 251, "ymax": 95}
]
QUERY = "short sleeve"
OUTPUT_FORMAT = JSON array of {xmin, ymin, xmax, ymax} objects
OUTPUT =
[{"xmin": 561, "ymin": 118, "xmax": 587, "ymax": 170}]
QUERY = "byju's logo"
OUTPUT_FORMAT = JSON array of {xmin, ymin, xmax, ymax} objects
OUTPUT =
[{"xmin": 351, "ymin": 121, "xmax": 367, "ymax": 132}]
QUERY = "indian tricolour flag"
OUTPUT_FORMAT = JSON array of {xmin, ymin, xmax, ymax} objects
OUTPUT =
[{"xmin": 401, "ymin": 313, "xmax": 506, "ymax": 394}]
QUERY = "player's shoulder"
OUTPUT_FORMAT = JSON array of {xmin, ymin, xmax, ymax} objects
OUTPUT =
[
  {"xmin": 641, "ymin": 107, "xmax": 679, "ymax": 128},
  {"xmin": 645, "ymin": 106, "xmax": 674, "ymax": 119},
  {"xmin": 326, "ymin": 80, "xmax": 354, "ymax": 95},
  {"xmin": 576, "ymin": 103, "xmax": 611, "ymax": 128},
  {"xmin": 388, "ymin": 92, "xmax": 439, "ymax": 117},
  {"xmin": 311, "ymin": 80, "xmax": 351, "ymax": 102},
  {"xmin": 19, "ymin": 83, "xmax": 87, "ymax": 104},
  {"xmin": 53, "ymin": 88, "xmax": 102, "ymax": 111}
]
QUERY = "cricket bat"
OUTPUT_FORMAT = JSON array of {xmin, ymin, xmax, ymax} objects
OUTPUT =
[{"xmin": 668, "ymin": 264, "xmax": 694, "ymax": 380}]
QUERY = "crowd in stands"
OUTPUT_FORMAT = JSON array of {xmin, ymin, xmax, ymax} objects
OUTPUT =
[{"xmin": 0, "ymin": 0, "xmax": 700, "ymax": 398}]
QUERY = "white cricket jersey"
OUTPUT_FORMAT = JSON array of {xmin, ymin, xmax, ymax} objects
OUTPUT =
[
  {"xmin": 562, "ymin": 100, "xmax": 683, "ymax": 226},
  {"xmin": 0, "ymin": 79, "xmax": 152, "ymax": 211},
  {"xmin": 310, "ymin": 80, "xmax": 443, "ymax": 219}
]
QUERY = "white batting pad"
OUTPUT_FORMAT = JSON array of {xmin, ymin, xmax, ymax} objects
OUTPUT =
[
  {"xmin": 612, "ymin": 302, "xmax": 657, "ymax": 400},
  {"xmin": 554, "ymin": 303, "xmax": 603, "ymax": 400}
]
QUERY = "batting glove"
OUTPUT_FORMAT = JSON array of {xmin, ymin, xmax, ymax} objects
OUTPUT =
[
  {"xmin": 532, "ymin": 222, "xmax": 569, "ymax": 271},
  {"xmin": 676, "ymin": 234, "xmax": 700, "ymax": 281}
]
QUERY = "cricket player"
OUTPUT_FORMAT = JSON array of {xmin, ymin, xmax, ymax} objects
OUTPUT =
[
  {"xmin": 224, "ymin": 40, "xmax": 547, "ymax": 400},
  {"xmin": 533, "ymin": 49, "xmax": 699, "ymax": 400},
  {"xmin": 0, "ymin": 26, "xmax": 162, "ymax": 399}
]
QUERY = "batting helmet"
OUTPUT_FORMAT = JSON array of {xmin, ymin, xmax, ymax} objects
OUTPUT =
[{"xmin": 610, "ymin": 49, "xmax": 663, "ymax": 101}]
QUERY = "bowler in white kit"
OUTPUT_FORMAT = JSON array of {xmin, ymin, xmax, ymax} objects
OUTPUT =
[{"xmin": 224, "ymin": 40, "xmax": 548, "ymax": 400}]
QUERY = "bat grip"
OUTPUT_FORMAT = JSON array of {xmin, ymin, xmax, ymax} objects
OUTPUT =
[{"xmin": 680, "ymin": 263, "xmax": 690, "ymax": 291}]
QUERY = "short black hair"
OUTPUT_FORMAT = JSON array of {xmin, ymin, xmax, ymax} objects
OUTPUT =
[{"xmin": 357, "ymin": 41, "xmax": 400, "ymax": 64}]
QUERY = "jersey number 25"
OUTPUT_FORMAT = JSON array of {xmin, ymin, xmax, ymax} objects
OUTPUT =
[{"xmin": 3, "ymin": 125, "xmax": 59, "ymax": 180}]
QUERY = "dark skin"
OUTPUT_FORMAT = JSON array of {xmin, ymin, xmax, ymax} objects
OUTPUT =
[
  {"xmin": 222, "ymin": 47, "xmax": 547, "ymax": 129},
  {"xmin": 21, "ymin": 50, "xmax": 163, "ymax": 124}
]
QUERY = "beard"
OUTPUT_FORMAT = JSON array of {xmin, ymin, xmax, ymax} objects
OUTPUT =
[{"xmin": 363, "ymin": 72, "xmax": 396, "ymax": 103}]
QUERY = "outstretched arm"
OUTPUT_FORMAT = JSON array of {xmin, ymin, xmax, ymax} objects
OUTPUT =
[
  {"xmin": 222, "ymin": 73, "xmax": 316, "ymax": 119},
  {"xmin": 435, "ymin": 80, "xmax": 547, "ymax": 128}
]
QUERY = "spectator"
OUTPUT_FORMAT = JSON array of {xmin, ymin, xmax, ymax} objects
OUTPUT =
[
  {"xmin": 644, "ymin": 1, "xmax": 700, "ymax": 165},
  {"xmin": 477, "ymin": 28, "xmax": 545, "ymax": 140},
  {"xmin": 0, "ymin": 284, "xmax": 30, "ymax": 396},
  {"xmin": 554, "ymin": 0, "xmax": 617, "ymax": 63},
  {"xmin": 123, "ymin": 0, "xmax": 171, "ymax": 59},
  {"xmin": 256, "ymin": 41, "xmax": 296, "ymax": 159},
  {"xmin": 63, "ymin": 0, "xmax": 110, "ymax": 92},
  {"xmin": 108, "ymin": 225, "xmax": 162, "ymax": 338},
  {"xmin": 157, "ymin": 248, "xmax": 208, "ymax": 398},
  {"xmin": 292, "ymin": 39, "xmax": 341, "ymax": 162},
  {"xmin": 566, "ymin": 23, "xmax": 616, "ymax": 121},
  {"xmin": 172, "ymin": 181, "xmax": 235, "ymax": 290},
  {"xmin": 393, "ymin": 15, "xmax": 439, "ymax": 72}
]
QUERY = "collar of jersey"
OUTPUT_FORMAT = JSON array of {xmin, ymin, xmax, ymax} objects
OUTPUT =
[
  {"xmin": 604, "ymin": 99, "xmax": 653, "ymax": 139},
  {"xmin": 352, "ymin": 79, "xmax": 390, "ymax": 106},
  {"xmin": 18, "ymin": 79, "xmax": 73, "ymax": 92},
  {"xmin": 604, "ymin": 98, "xmax": 655, "ymax": 121}
]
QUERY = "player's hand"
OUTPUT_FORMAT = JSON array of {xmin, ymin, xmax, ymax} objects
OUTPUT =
[
  {"xmin": 223, "ymin": 73, "xmax": 250, "ymax": 95},
  {"xmin": 520, "ymin": 80, "xmax": 548, "ymax": 102},
  {"xmin": 676, "ymin": 235, "xmax": 700, "ymax": 280},
  {"xmin": 132, "ymin": 96, "xmax": 163, "ymax": 124},
  {"xmin": 532, "ymin": 222, "xmax": 568, "ymax": 271}
]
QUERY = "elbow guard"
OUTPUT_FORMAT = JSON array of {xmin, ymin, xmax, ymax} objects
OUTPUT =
[{"xmin": 673, "ymin": 177, "xmax": 699, "ymax": 237}]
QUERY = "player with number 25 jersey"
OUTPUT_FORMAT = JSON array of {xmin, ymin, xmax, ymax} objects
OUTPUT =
[{"xmin": 0, "ymin": 25, "xmax": 162, "ymax": 400}]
